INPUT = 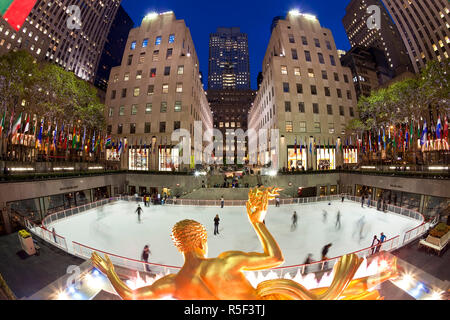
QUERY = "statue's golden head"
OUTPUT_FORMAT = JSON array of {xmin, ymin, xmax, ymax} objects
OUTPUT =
[{"xmin": 171, "ymin": 220, "xmax": 208, "ymax": 254}]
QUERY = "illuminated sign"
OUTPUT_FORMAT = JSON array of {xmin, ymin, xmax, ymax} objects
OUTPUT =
[{"xmin": 0, "ymin": 0, "xmax": 37, "ymax": 31}]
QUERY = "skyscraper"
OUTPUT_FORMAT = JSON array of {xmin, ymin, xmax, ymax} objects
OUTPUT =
[
  {"xmin": 208, "ymin": 27, "xmax": 250, "ymax": 90},
  {"xmin": 381, "ymin": 0, "xmax": 450, "ymax": 73},
  {"xmin": 342, "ymin": 0, "xmax": 412, "ymax": 77},
  {"xmin": 0, "ymin": 0, "xmax": 121, "ymax": 82},
  {"xmin": 249, "ymin": 10, "xmax": 357, "ymax": 170},
  {"xmin": 104, "ymin": 11, "xmax": 213, "ymax": 172},
  {"xmin": 95, "ymin": 5, "xmax": 134, "ymax": 91}
]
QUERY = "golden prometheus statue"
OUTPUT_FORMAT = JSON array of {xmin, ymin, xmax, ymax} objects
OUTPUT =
[{"xmin": 92, "ymin": 186, "xmax": 397, "ymax": 300}]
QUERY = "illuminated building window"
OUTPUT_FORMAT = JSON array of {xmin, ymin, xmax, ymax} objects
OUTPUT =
[
  {"xmin": 176, "ymin": 83, "xmax": 183, "ymax": 93},
  {"xmin": 130, "ymin": 41, "xmax": 136, "ymax": 50},
  {"xmin": 136, "ymin": 70, "xmax": 142, "ymax": 80},
  {"xmin": 133, "ymin": 87, "xmax": 140, "ymax": 97},
  {"xmin": 162, "ymin": 84, "xmax": 169, "ymax": 94},
  {"xmin": 124, "ymin": 73, "xmax": 130, "ymax": 81},
  {"xmin": 294, "ymin": 67, "xmax": 301, "ymax": 76},
  {"xmin": 139, "ymin": 52, "xmax": 146, "ymax": 64},
  {"xmin": 169, "ymin": 34, "xmax": 175, "ymax": 44},
  {"xmin": 178, "ymin": 65, "xmax": 184, "ymax": 75},
  {"xmin": 147, "ymin": 85, "xmax": 154, "ymax": 95},
  {"xmin": 161, "ymin": 102, "xmax": 167, "ymax": 113},
  {"xmin": 145, "ymin": 103, "xmax": 152, "ymax": 114},
  {"xmin": 175, "ymin": 101, "xmax": 182, "ymax": 112},
  {"xmin": 308, "ymin": 68, "xmax": 315, "ymax": 78},
  {"xmin": 109, "ymin": 107, "xmax": 113, "ymax": 117},
  {"xmin": 131, "ymin": 105, "xmax": 138, "ymax": 115},
  {"xmin": 119, "ymin": 106, "xmax": 125, "ymax": 116},
  {"xmin": 142, "ymin": 38, "xmax": 149, "ymax": 48},
  {"xmin": 281, "ymin": 65, "xmax": 288, "ymax": 74},
  {"xmin": 285, "ymin": 121, "xmax": 293, "ymax": 133},
  {"xmin": 329, "ymin": 123, "xmax": 335, "ymax": 134},
  {"xmin": 155, "ymin": 36, "xmax": 161, "ymax": 45}
]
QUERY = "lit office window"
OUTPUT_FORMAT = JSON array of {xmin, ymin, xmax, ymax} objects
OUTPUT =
[
  {"xmin": 178, "ymin": 65, "xmax": 184, "ymax": 75},
  {"xmin": 281, "ymin": 65, "xmax": 288, "ymax": 74},
  {"xmin": 155, "ymin": 36, "xmax": 162, "ymax": 45},
  {"xmin": 162, "ymin": 84, "xmax": 169, "ymax": 94},
  {"xmin": 131, "ymin": 104, "xmax": 138, "ymax": 115},
  {"xmin": 176, "ymin": 83, "xmax": 183, "ymax": 93},
  {"xmin": 130, "ymin": 41, "xmax": 136, "ymax": 50},
  {"xmin": 169, "ymin": 34, "xmax": 175, "ymax": 43},
  {"xmin": 142, "ymin": 38, "xmax": 149, "ymax": 47},
  {"xmin": 175, "ymin": 101, "xmax": 182, "ymax": 112}
]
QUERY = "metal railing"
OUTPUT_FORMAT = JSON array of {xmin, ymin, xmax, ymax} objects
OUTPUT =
[
  {"xmin": 72, "ymin": 241, "xmax": 181, "ymax": 275},
  {"xmin": 25, "ymin": 193, "xmax": 429, "ymax": 278}
]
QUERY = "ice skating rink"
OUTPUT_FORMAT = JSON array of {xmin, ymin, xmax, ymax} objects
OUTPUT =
[{"xmin": 50, "ymin": 200, "xmax": 421, "ymax": 267}]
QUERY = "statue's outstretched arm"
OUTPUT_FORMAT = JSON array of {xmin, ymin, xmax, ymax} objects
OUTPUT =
[
  {"xmin": 220, "ymin": 189, "xmax": 284, "ymax": 271},
  {"xmin": 92, "ymin": 252, "xmax": 176, "ymax": 300}
]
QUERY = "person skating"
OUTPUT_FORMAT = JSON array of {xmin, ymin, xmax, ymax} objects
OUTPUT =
[
  {"xmin": 361, "ymin": 195, "xmax": 365, "ymax": 208},
  {"xmin": 291, "ymin": 211, "xmax": 298, "ymax": 231},
  {"xmin": 214, "ymin": 214, "xmax": 220, "ymax": 235},
  {"xmin": 220, "ymin": 196, "xmax": 224, "ymax": 209},
  {"xmin": 321, "ymin": 243, "xmax": 332, "ymax": 270},
  {"xmin": 141, "ymin": 245, "xmax": 152, "ymax": 272},
  {"xmin": 335, "ymin": 210, "xmax": 341, "ymax": 230},
  {"xmin": 322, "ymin": 210, "xmax": 328, "ymax": 223},
  {"xmin": 136, "ymin": 204, "xmax": 143, "ymax": 223},
  {"xmin": 341, "ymin": 195, "xmax": 345, "ymax": 202},
  {"xmin": 275, "ymin": 197, "xmax": 280, "ymax": 207},
  {"xmin": 376, "ymin": 232, "xmax": 387, "ymax": 253},
  {"xmin": 367, "ymin": 194, "xmax": 372, "ymax": 208},
  {"xmin": 371, "ymin": 235, "xmax": 380, "ymax": 255},
  {"xmin": 303, "ymin": 253, "xmax": 313, "ymax": 274}
]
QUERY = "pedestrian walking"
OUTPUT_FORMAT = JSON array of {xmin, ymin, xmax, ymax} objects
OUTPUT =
[
  {"xmin": 141, "ymin": 245, "xmax": 152, "ymax": 272},
  {"xmin": 220, "ymin": 196, "xmax": 224, "ymax": 209},
  {"xmin": 214, "ymin": 214, "xmax": 220, "ymax": 235},
  {"xmin": 136, "ymin": 204, "xmax": 143, "ymax": 223},
  {"xmin": 371, "ymin": 235, "xmax": 380, "ymax": 255},
  {"xmin": 291, "ymin": 211, "xmax": 298, "ymax": 231}
]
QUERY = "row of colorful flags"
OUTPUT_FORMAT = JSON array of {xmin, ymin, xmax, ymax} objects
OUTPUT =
[{"xmin": 290, "ymin": 116, "xmax": 449, "ymax": 155}]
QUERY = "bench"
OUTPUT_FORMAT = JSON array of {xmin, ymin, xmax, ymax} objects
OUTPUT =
[{"xmin": 419, "ymin": 231, "xmax": 450, "ymax": 256}]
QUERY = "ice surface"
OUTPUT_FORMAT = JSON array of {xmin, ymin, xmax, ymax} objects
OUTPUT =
[{"xmin": 50, "ymin": 200, "xmax": 420, "ymax": 267}]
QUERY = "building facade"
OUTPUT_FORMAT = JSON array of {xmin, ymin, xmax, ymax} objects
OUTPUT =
[
  {"xmin": 94, "ymin": 5, "xmax": 134, "ymax": 91},
  {"xmin": 104, "ymin": 11, "xmax": 213, "ymax": 172},
  {"xmin": 248, "ymin": 11, "xmax": 358, "ymax": 171},
  {"xmin": 207, "ymin": 89, "xmax": 256, "ymax": 164},
  {"xmin": 343, "ymin": 0, "xmax": 412, "ymax": 77},
  {"xmin": 0, "ymin": 0, "xmax": 121, "ymax": 82},
  {"xmin": 208, "ymin": 27, "xmax": 250, "ymax": 90},
  {"xmin": 340, "ymin": 46, "xmax": 392, "ymax": 99},
  {"xmin": 381, "ymin": 0, "xmax": 450, "ymax": 73}
]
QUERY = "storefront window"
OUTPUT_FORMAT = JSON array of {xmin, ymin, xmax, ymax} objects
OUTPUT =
[
  {"xmin": 159, "ymin": 147, "xmax": 179, "ymax": 171},
  {"xmin": 320, "ymin": 186, "xmax": 328, "ymax": 196},
  {"xmin": 287, "ymin": 148, "xmax": 307, "ymax": 170},
  {"xmin": 343, "ymin": 148, "xmax": 358, "ymax": 164},
  {"xmin": 330, "ymin": 185, "xmax": 337, "ymax": 195},
  {"xmin": 423, "ymin": 196, "xmax": 450, "ymax": 219},
  {"xmin": 106, "ymin": 149, "xmax": 121, "ymax": 162},
  {"xmin": 316, "ymin": 148, "xmax": 336, "ymax": 170},
  {"xmin": 129, "ymin": 148, "xmax": 149, "ymax": 171}
]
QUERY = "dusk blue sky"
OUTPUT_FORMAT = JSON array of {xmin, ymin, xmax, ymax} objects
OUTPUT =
[{"xmin": 121, "ymin": 0, "xmax": 353, "ymax": 90}]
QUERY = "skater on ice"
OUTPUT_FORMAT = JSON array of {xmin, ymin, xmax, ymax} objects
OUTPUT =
[
  {"xmin": 291, "ymin": 211, "xmax": 298, "ymax": 231},
  {"xmin": 321, "ymin": 243, "xmax": 332, "ymax": 269},
  {"xmin": 141, "ymin": 245, "xmax": 152, "ymax": 272},
  {"xmin": 322, "ymin": 210, "xmax": 328, "ymax": 223},
  {"xmin": 371, "ymin": 235, "xmax": 380, "ymax": 255},
  {"xmin": 335, "ymin": 210, "xmax": 341, "ymax": 230},
  {"xmin": 214, "ymin": 214, "xmax": 220, "ymax": 235},
  {"xmin": 361, "ymin": 194, "xmax": 365, "ymax": 208},
  {"xmin": 303, "ymin": 253, "xmax": 313, "ymax": 274},
  {"xmin": 136, "ymin": 204, "xmax": 143, "ymax": 223},
  {"xmin": 220, "ymin": 196, "xmax": 224, "ymax": 209}
]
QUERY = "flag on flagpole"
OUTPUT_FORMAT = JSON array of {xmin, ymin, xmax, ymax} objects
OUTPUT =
[
  {"xmin": 421, "ymin": 120, "xmax": 427, "ymax": 146},
  {"xmin": 38, "ymin": 119, "xmax": 43, "ymax": 144},
  {"xmin": 23, "ymin": 114, "xmax": 30, "ymax": 133},
  {"xmin": 105, "ymin": 135, "xmax": 111, "ymax": 147},
  {"xmin": 0, "ymin": 109, "xmax": 5, "ymax": 136},
  {"xmin": 436, "ymin": 116, "xmax": 442, "ymax": 140},
  {"xmin": 0, "ymin": 0, "xmax": 38, "ymax": 31},
  {"xmin": 7, "ymin": 109, "xmax": 14, "ymax": 136},
  {"xmin": 11, "ymin": 112, "xmax": 22, "ymax": 136}
]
